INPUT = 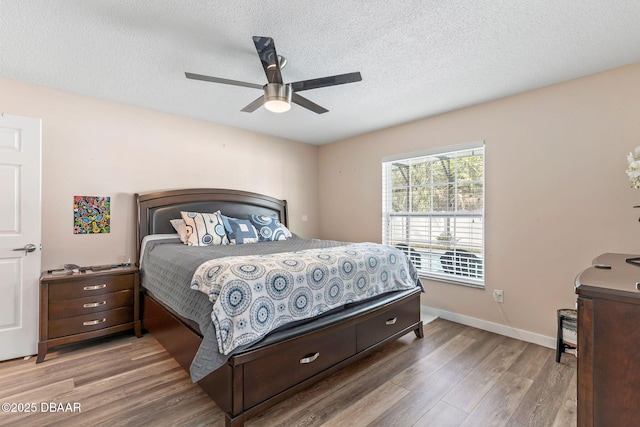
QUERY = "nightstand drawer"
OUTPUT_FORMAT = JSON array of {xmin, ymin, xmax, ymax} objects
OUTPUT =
[
  {"xmin": 48, "ymin": 290, "xmax": 134, "ymax": 320},
  {"xmin": 48, "ymin": 306, "xmax": 134, "ymax": 339},
  {"xmin": 48, "ymin": 274, "xmax": 133, "ymax": 301}
]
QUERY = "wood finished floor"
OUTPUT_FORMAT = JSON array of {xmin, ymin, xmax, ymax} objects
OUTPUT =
[{"xmin": 0, "ymin": 319, "xmax": 576, "ymax": 427}]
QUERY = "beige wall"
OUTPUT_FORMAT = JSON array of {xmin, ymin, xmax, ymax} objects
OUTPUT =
[
  {"xmin": 0, "ymin": 78, "xmax": 319, "ymax": 271},
  {"xmin": 4, "ymin": 61, "xmax": 640, "ymax": 340},
  {"xmin": 318, "ymin": 62, "xmax": 640, "ymax": 339}
]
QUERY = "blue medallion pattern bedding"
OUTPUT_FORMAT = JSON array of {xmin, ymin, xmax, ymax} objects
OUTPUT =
[
  {"xmin": 190, "ymin": 242, "xmax": 419, "ymax": 355},
  {"xmin": 141, "ymin": 235, "xmax": 422, "ymax": 382}
]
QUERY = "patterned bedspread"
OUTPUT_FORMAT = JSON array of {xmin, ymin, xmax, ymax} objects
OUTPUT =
[
  {"xmin": 141, "ymin": 235, "xmax": 422, "ymax": 382},
  {"xmin": 190, "ymin": 242, "xmax": 420, "ymax": 355}
]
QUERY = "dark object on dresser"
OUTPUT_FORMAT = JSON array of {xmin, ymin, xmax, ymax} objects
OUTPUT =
[
  {"xmin": 575, "ymin": 253, "xmax": 640, "ymax": 427},
  {"xmin": 37, "ymin": 266, "xmax": 141, "ymax": 363},
  {"xmin": 136, "ymin": 188, "xmax": 424, "ymax": 427}
]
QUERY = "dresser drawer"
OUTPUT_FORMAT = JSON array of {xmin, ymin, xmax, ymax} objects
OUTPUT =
[
  {"xmin": 356, "ymin": 296, "xmax": 419, "ymax": 352},
  {"xmin": 48, "ymin": 274, "xmax": 133, "ymax": 301},
  {"xmin": 48, "ymin": 306, "xmax": 134, "ymax": 339},
  {"xmin": 48, "ymin": 290, "xmax": 133, "ymax": 320},
  {"xmin": 244, "ymin": 324, "xmax": 356, "ymax": 409}
]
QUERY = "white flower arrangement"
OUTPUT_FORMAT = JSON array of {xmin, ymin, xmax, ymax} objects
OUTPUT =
[{"xmin": 627, "ymin": 146, "xmax": 640, "ymax": 189}]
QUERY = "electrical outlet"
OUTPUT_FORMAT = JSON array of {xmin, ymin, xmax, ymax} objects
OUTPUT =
[
  {"xmin": 493, "ymin": 289, "xmax": 504, "ymax": 303},
  {"xmin": 301, "ymin": 215, "xmax": 308, "ymax": 223}
]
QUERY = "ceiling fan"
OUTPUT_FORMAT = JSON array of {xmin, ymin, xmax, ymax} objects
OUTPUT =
[{"xmin": 185, "ymin": 36, "xmax": 362, "ymax": 114}]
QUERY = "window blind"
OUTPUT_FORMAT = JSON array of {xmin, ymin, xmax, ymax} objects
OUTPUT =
[{"xmin": 382, "ymin": 142, "xmax": 485, "ymax": 287}]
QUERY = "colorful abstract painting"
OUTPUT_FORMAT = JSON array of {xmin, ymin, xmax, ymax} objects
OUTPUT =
[{"xmin": 74, "ymin": 196, "xmax": 110, "ymax": 234}]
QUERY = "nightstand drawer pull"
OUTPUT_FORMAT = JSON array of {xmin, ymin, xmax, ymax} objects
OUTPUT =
[
  {"xmin": 386, "ymin": 317, "xmax": 398, "ymax": 325},
  {"xmin": 83, "ymin": 318, "xmax": 106, "ymax": 326},
  {"xmin": 83, "ymin": 284, "xmax": 107, "ymax": 291},
  {"xmin": 83, "ymin": 301, "xmax": 107, "ymax": 308},
  {"xmin": 300, "ymin": 352, "xmax": 320, "ymax": 364}
]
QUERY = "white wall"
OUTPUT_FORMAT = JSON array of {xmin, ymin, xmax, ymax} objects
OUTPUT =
[
  {"xmin": 0, "ymin": 78, "xmax": 320, "ymax": 271},
  {"xmin": 318, "ymin": 62, "xmax": 640, "ymax": 340}
]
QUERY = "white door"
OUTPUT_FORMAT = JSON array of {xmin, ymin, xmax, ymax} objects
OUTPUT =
[{"xmin": 0, "ymin": 114, "xmax": 41, "ymax": 361}]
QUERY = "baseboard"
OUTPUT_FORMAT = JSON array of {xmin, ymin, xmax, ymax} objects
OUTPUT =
[
  {"xmin": 420, "ymin": 306, "xmax": 439, "ymax": 324},
  {"xmin": 421, "ymin": 305, "xmax": 556, "ymax": 349}
]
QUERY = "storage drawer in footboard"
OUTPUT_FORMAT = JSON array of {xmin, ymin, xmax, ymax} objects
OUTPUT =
[
  {"xmin": 243, "ymin": 323, "xmax": 356, "ymax": 409},
  {"xmin": 356, "ymin": 296, "xmax": 419, "ymax": 352}
]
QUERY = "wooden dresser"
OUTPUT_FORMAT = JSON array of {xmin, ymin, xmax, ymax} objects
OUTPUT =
[
  {"xmin": 575, "ymin": 253, "xmax": 640, "ymax": 427},
  {"xmin": 37, "ymin": 266, "xmax": 141, "ymax": 362}
]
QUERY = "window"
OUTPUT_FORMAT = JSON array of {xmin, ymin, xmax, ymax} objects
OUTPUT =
[{"xmin": 382, "ymin": 141, "xmax": 485, "ymax": 287}]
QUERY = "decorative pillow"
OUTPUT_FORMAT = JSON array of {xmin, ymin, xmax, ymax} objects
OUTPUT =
[
  {"xmin": 249, "ymin": 214, "xmax": 292, "ymax": 242},
  {"xmin": 170, "ymin": 219, "xmax": 191, "ymax": 244},
  {"xmin": 220, "ymin": 215, "xmax": 259, "ymax": 244},
  {"xmin": 180, "ymin": 211, "xmax": 230, "ymax": 246}
]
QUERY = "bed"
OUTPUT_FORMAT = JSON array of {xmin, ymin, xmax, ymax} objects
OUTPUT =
[{"xmin": 136, "ymin": 188, "xmax": 424, "ymax": 427}]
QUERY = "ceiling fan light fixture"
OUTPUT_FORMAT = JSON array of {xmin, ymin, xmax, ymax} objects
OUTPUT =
[
  {"xmin": 264, "ymin": 99, "xmax": 290, "ymax": 113},
  {"xmin": 185, "ymin": 36, "xmax": 362, "ymax": 115},
  {"xmin": 264, "ymin": 83, "xmax": 292, "ymax": 113}
]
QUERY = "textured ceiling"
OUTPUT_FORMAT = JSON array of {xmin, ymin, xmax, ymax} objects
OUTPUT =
[{"xmin": 2, "ymin": 1, "xmax": 640, "ymax": 145}]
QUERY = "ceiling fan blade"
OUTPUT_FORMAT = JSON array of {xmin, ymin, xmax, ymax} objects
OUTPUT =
[
  {"xmin": 185, "ymin": 72, "xmax": 263, "ymax": 90},
  {"xmin": 290, "ymin": 72, "xmax": 362, "ymax": 92},
  {"xmin": 291, "ymin": 93, "xmax": 328, "ymax": 114},
  {"xmin": 240, "ymin": 96, "xmax": 265, "ymax": 113},
  {"xmin": 252, "ymin": 36, "xmax": 283, "ymax": 84}
]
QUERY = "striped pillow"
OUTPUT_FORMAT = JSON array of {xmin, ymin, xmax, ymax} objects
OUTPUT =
[{"xmin": 180, "ymin": 211, "xmax": 230, "ymax": 246}]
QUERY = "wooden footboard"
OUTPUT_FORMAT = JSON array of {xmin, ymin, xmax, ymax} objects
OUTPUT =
[{"xmin": 142, "ymin": 289, "xmax": 423, "ymax": 427}]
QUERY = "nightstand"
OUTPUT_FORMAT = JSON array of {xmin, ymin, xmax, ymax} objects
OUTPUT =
[{"xmin": 37, "ymin": 266, "xmax": 141, "ymax": 363}]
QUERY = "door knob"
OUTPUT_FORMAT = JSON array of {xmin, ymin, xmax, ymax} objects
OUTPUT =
[{"xmin": 13, "ymin": 243, "xmax": 37, "ymax": 256}]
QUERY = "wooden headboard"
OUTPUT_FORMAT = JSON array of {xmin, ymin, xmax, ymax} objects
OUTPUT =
[{"xmin": 135, "ymin": 188, "xmax": 288, "ymax": 263}]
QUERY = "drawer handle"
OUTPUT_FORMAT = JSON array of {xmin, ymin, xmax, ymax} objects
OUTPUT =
[
  {"xmin": 83, "ymin": 301, "xmax": 107, "ymax": 308},
  {"xmin": 83, "ymin": 318, "xmax": 106, "ymax": 326},
  {"xmin": 83, "ymin": 284, "xmax": 107, "ymax": 291},
  {"xmin": 300, "ymin": 352, "xmax": 320, "ymax": 364},
  {"xmin": 386, "ymin": 317, "xmax": 398, "ymax": 325}
]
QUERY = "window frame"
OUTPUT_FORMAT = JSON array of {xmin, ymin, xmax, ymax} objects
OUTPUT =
[{"xmin": 382, "ymin": 141, "xmax": 485, "ymax": 288}]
